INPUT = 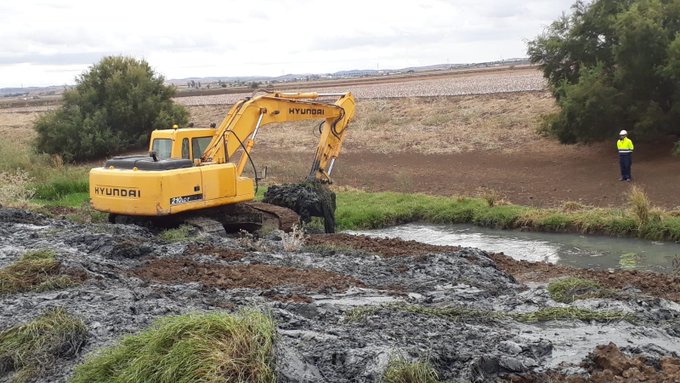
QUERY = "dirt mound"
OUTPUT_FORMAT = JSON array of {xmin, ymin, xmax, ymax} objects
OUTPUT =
[
  {"xmin": 306, "ymin": 233, "xmax": 461, "ymax": 257},
  {"xmin": 132, "ymin": 258, "xmax": 364, "ymax": 294},
  {"xmin": 513, "ymin": 343, "xmax": 680, "ymax": 382}
]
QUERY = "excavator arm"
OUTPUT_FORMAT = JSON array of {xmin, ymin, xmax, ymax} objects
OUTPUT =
[{"xmin": 201, "ymin": 91, "xmax": 355, "ymax": 183}]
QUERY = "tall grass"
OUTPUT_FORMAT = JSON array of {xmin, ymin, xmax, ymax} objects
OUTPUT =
[
  {"xmin": 0, "ymin": 307, "xmax": 88, "ymax": 382},
  {"xmin": 70, "ymin": 310, "xmax": 276, "ymax": 383},
  {"xmin": 0, "ymin": 169, "xmax": 35, "ymax": 207},
  {"xmin": 628, "ymin": 185, "xmax": 651, "ymax": 226}
]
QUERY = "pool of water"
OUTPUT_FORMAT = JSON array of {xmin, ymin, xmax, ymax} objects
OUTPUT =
[{"xmin": 347, "ymin": 224, "xmax": 680, "ymax": 273}]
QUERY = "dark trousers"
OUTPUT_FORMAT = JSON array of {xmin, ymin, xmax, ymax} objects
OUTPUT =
[{"xmin": 619, "ymin": 153, "xmax": 632, "ymax": 180}]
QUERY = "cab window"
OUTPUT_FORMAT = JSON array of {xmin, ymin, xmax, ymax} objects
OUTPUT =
[
  {"xmin": 151, "ymin": 139, "xmax": 172, "ymax": 160},
  {"xmin": 181, "ymin": 138, "xmax": 190, "ymax": 159},
  {"xmin": 191, "ymin": 137, "xmax": 213, "ymax": 160}
]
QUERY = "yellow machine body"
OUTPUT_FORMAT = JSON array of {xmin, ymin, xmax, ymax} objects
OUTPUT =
[
  {"xmin": 90, "ymin": 164, "xmax": 254, "ymax": 216},
  {"xmin": 89, "ymin": 92, "xmax": 355, "ymax": 219}
]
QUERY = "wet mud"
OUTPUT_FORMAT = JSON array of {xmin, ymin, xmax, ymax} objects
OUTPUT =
[{"xmin": 2, "ymin": 207, "xmax": 680, "ymax": 382}]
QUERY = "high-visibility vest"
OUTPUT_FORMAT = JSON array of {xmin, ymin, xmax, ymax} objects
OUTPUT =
[{"xmin": 617, "ymin": 137, "xmax": 634, "ymax": 154}]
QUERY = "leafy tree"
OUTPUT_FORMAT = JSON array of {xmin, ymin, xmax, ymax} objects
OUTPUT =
[
  {"xmin": 528, "ymin": 0, "xmax": 680, "ymax": 150},
  {"xmin": 34, "ymin": 56, "xmax": 188, "ymax": 162}
]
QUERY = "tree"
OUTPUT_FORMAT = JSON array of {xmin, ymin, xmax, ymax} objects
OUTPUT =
[
  {"xmin": 528, "ymin": 0, "xmax": 680, "ymax": 150},
  {"xmin": 34, "ymin": 56, "xmax": 188, "ymax": 162}
]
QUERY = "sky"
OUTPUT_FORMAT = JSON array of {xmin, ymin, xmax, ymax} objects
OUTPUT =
[{"xmin": 0, "ymin": 0, "xmax": 576, "ymax": 88}]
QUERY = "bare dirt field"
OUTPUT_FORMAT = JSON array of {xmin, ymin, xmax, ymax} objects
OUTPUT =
[{"xmin": 186, "ymin": 90, "xmax": 680, "ymax": 210}]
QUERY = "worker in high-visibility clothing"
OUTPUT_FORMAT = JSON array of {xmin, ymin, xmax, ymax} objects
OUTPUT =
[{"xmin": 617, "ymin": 130, "xmax": 634, "ymax": 182}]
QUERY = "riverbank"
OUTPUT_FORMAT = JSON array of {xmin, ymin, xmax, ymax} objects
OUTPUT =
[
  {"xmin": 335, "ymin": 189, "xmax": 680, "ymax": 242},
  {"xmin": 3, "ymin": 207, "xmax": 680, "ymax": 382}
]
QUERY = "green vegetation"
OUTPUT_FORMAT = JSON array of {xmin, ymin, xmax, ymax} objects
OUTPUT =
[
  {"xmin": 33, "ymin": 176, "xmax": 89, "ymax": 201},
  {"xmin": 0, "ymin": 250, "xmax": 78, "ymax": 295},
  {"xmin": 547, "ymin": 277, "xmax": 608, "ymax": 303},
  {"xmin": 0, "ymin": 307, "xmax": 87, "ymax": 383},
  {"xmin": 383, "ymin": 357, "xmax": 440, "ymax": 383},
  {"xmin": 34, "ymin": 55, "xmax": 188, "ymax": 162},
  {"xmin": 514, "ymin": 307, "xmax": 633, "ymax": 323},
  {"xmin": 528, "ymin": 0, "xmax": 680, "ymax": 148},
  {"xmin": 71, "ymin": 310, "xmax": 276, "ymax": 383},
  {"xmin": 335, "ymin": 191, "xmax": 680, "ymax": 241},
  {"xmin": 347, "ymin": 303, "xmax": 633, "ymax": 325},
  {"xmin": 158, "ymin": 225, "xmax": 195, "ymax": 242}
]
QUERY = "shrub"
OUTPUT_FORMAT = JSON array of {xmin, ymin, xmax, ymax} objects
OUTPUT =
[{"xmin": 34, "ymin": 56, "xmax": 188, "ymax": 162}]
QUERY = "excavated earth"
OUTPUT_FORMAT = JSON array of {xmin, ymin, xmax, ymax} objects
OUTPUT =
[{"xmin": 3, "ymin": 208, "xmax": 680, "ymax": 382}]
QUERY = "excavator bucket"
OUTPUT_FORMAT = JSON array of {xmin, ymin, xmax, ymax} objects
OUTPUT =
[{"xmin": 262, "ymin": 182, "xmax": 336, "ymax": 233}]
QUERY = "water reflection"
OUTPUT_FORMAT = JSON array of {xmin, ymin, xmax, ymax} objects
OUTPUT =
[{"xmin": 347, "ymin": 224, "xmax": 680, "ymax": 273}]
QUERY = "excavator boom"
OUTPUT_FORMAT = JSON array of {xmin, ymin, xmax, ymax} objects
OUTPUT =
[{"xmin": 202, "ymin": 91, "xmax": 355, "ymax": 183}]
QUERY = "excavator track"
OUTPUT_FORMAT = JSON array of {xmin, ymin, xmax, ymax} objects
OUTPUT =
[
  {"xmin": 108, "ymin": 202, "xmax": 299, "ymax": 236},
  {"xmin": 246, "ymin": 202, "xmax": 300, "ymax": 232},
  {"xmin": 184, "ymin": 217, "xmax": 227, "ymax": 237}
]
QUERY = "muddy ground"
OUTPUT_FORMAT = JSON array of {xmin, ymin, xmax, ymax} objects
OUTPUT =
[{"xmin": 2, "ymin": 208, "xmax": 680, "ymax": 382}]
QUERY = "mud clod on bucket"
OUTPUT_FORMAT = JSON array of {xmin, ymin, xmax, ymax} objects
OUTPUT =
[{"xmin": 263, "ymin": 182, "xmax": 336, "ymax": 233}]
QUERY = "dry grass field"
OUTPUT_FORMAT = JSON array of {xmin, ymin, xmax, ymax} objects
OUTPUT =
[{"xmin": 2, "ymin": 67, "xmax": 678, "ymax": 208}]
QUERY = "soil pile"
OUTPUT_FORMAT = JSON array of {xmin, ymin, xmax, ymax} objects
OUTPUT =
[{"xmin": 2, "ymin": 207, "xmax": 680, "ymax": 382}]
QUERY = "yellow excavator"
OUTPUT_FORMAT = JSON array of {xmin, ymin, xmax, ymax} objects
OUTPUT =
[{"xmin": 89, "ymin": 91, "xmax": 355, "ymax": 235}]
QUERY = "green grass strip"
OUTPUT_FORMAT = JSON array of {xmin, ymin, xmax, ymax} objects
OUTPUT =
[
  {"xmin": 70, "ymin": 310, "xmax": 276, "ymax": 383},
  {"xmin": 0, "ymin": 250, "xmax": 76, "ymax": 295},
  {"xmin": 0, "ymin": 307, "xmax": 87, "ymax": 383},
  {"xmin": 335, "ymin": 191, "xmax": 680, "ymax": 241}
]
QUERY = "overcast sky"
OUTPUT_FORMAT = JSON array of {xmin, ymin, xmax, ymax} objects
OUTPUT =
[{"xmin": 0, "ymin": 0, "xmax": 576, "ymax": 88}]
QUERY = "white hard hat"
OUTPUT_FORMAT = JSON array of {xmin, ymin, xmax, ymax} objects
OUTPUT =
[{"xmin": 619, "ymin": 130, "xmax": 627, "ymax": 135}]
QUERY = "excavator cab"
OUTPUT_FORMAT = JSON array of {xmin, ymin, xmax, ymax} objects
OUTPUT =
[{"xmin": 149, "ymin": 126, "xmax": 216, "ymax": 161}]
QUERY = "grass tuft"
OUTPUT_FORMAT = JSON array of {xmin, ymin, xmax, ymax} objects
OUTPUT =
[
  {"xmin": 159, "ymin": 225, "xmax": 195, "ymax": 242},
  {"xmin": 383, "ymin": 357, "xmax": 440, "ymax": 383},
  {"xmin": 0, "ymin": 250, "xmax": 78, "ymax": 295},
  {"xmin": 628, "ymin": 185, "xmax": 651, "ymax": 227},
  {"xmin": 514, "ymin": 307, "xmax": 633, "ymax": 323},
  {"xmin": 71, "ymin": 310, "xmax": 276, "ymax": 383},
  {"xmin": 0, "ymin": 307, "xmax": 88, "ymax": 382},
  {"xmin": 547, "ymin": 277, "xmax": 604, "ymax": 303}
]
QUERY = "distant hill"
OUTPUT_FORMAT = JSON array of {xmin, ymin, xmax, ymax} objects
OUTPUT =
[{"xmin": 1, "ymin": 58, "xmax": 531, "ymax": 96}]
